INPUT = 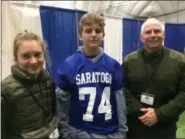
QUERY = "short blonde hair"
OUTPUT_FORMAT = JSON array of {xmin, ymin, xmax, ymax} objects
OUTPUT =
[
  {"xmin": 78, "ymin": 12, "xmax": 105, "ymax": 36},
  {"xmin": 141, "ymin": 18, "xmax": 165, "ymax": 34}
]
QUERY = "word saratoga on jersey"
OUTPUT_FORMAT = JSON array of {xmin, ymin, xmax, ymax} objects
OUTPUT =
[{"xmin": 76, "ymin": 72, "xmax": 112, "ymax": 85}]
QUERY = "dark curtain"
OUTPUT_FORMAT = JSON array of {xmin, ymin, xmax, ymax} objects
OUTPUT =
[
  {"xmin": 40, "ymin": 6, "xmax": 78, "ymax": 79},
  {"xmin": 123, "ymin": 18, "xmax": 143, "ymax": 57},
  {"xmin": 76, "ymin": 10, "xmax": 87, "ymax": 47},
  {"xmin": 164, "ymin": 24, "xmax": 185, "ymax": 53}
]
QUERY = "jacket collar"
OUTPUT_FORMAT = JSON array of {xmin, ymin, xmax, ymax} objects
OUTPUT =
[{"xmin": 11, "ymin": 65, "xmax": 50, "ymax": 82}]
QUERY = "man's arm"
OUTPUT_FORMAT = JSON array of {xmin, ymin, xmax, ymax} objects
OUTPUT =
[
  {"xmin": 155, "ymin": 57, "xmax": 185, "ymax": 122},
  {"xmin": 122, "ymin": 57, "xmax": 143, "ymax": 116}
]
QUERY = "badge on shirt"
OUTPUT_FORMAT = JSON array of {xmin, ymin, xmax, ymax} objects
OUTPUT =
[
  {"xmin": 140, "ymin": 93, "xmax": 154, "ymax": 106},
  {"xmin": 49, "ymin": 128, "xmax": 59, "ymax": 139}
]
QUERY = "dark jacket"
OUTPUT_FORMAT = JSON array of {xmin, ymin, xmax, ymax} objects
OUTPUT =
[
  {"xmin": 122, "ymin": 47, "xmax": 185, "ymax": 138},
  {"xmin": 1, "ymin": 65, "xmax": 60, "ymax": 139}
]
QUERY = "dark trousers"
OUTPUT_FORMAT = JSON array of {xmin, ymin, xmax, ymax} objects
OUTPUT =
[
  {"xmin": 127, "ymin": 117, "xmax": 176, "ymax": 139},
  {"xmin": 127, "ymin": 127, "xmax": 176, "ymax": 139}
]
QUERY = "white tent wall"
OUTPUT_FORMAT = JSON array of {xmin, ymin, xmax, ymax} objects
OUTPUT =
[
  {"xmin": 11, "ymin": 1, "xmax": 185, "ymax": 23},
  {"xmin": 0, "ymin": 0, "xmax": 1, "ymax": 80},
  {"xmin": 80, "ymin": 1, "xmax": 185, "ymax": 23},
  {"xmin": 104, "ymin": 16, "xmax": 123, "ymax": 64},
  {"xmin": 2, "ymin": 1, "xmax": 43, "ymax": 80},
  {"xmin": 157, "ymin": 10, "xmax": 185, "ymax": 23}
]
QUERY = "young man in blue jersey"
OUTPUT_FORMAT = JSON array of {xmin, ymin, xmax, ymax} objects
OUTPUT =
[{"xmin": 56, "ymin": 12, "xmax": 128, "ymax": 139}]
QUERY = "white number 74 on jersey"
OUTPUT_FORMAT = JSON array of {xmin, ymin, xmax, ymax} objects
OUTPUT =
[{"xmin": 79, "ymin": 87, "xmax": 112, "ymax": 122}]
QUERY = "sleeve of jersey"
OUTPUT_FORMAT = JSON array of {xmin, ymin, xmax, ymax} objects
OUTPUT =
[
  {"xmin": 112, "ymin": 63, "xmax": 123, "ymax": 91},
  {"xmin": 113, "ymin": 63, "xmax": 128, "ymax": 137},
  {"xmin": 56, "ymin": 87, "xmax": 71, "ymax": 139},
  {"xmin": 155, "ymin": 57, "xmax": 185, "ymax": 122},
  {"xmin": 115, "ymin": 89, "xmax": 128, "ymax": 138},
  {"xmin": 55, "ymin": 59, "xmax": 73, "ymax": 92},
  {"xmin": 55, "ymin": 59, "xmax": 73, "ymax": 139}
]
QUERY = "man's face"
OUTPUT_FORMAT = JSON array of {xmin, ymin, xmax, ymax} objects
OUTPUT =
[
  {"xmin": 79, "ymin": 24, "xmax": 104, "ymax": 50},
  {"xmin": 140, "ymin": 24, "xmax": 165, "ymax": 52}
]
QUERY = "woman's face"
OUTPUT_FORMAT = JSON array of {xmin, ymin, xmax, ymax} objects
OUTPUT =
[{"xmin": 15, "ymin": 40, "xmax": 44, "ymax": 76}]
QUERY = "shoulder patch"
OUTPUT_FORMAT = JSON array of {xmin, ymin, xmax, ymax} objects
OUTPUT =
[
  {"xmin": 123, "ymin": 50, "xmax": 139, "ymax": 62},
  {"xmin": 169, "ymin": 49, "xmax": 185, "ymax": 63}
]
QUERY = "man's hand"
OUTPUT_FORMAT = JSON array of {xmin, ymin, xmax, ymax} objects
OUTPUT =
[{"xmin": 138, "ymin": 108, "xmax": 158, "ymax": 127}]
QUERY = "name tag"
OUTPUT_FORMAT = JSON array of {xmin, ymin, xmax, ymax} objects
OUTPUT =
[
  {"xmin": 49, "ymin": 128, "xmax": 59, "ymax": 139},
  {"xmin": 140, "ymin": 93, "xmax": 154, "ymax": 106}
]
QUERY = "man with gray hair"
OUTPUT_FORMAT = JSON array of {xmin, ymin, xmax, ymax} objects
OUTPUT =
[{"xmin": 122, "ymin": 18, "xmax": 185, "ymax": 138}]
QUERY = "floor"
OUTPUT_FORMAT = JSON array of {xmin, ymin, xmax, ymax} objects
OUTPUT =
[{"xmin": 177, "ymin": 112, "xmax": 185, "ymax": 138}]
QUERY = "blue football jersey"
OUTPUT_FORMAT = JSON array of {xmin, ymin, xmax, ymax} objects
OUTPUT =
[{"xmin": 56, "ymin": 51, "xmax": 123, "ymax": 134}]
